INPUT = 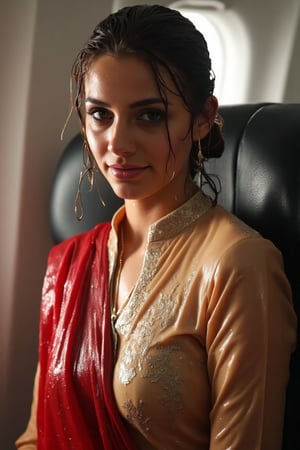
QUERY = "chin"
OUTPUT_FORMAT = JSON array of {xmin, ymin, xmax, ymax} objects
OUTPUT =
[{"xmin": 112, "ymin": 186, "xmax": 142, "ymax": 201}]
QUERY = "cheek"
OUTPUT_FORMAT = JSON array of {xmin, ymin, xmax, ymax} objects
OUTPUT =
[
  {"xmin": 171, "ymin": 133, "xmax": 192, "ymax": 166},
  {"xmin": 85, "ymin": 129, "xmax": 105, "ymax": 160}
]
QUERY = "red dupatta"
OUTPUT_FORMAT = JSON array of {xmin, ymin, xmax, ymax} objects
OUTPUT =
[{"xmin": 37, "ymin": 223, "xmax": 136, "ymax": 449}]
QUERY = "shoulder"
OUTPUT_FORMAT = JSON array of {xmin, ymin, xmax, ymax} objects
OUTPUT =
[
  {"xmin": 54, "ymin": 222, "xmax": 111, "ymax": 249},
  {"xmin": 206, "ymin": 205, "xmax": 280, "ymax": 250},
  {"xmin": 204, "ymin": 205, "xmax": 260, "ymax": 240},
  {"xmin": 209, "ymin": 206, "xmax": 282, "ymax": 263},
  {"xmin": 46, "ymin": 222, "xmax": 111, "ymax": 275},
  {"xmin": 204, "ymin": 209, "xmax": 289, "ymax": 299},
  {"xmin": 192, "ymin": 205, "xmax": 285, "ymax": 276},
  {"xmin": 41, "ymin": 222, "xmax": 111, "ymax": 309}
]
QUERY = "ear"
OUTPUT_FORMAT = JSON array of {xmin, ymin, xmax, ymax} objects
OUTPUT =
[{"xmin": 192, "ymin": 95, "xmax": 219, "ymax": 141}]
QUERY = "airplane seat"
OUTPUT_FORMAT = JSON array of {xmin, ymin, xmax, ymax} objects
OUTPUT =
[
  {"xmin": 50, "ymin": 103, "xmax": 300, "ymax": 450},
  {"xmin": 206, "ymin": 103, "xmax": 300, "ymax": 450}
]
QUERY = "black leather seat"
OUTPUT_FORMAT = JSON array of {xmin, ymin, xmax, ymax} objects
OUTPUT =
[{"xmin": 50, "ymin": 103, "xmax": 300, "ymax": 450}]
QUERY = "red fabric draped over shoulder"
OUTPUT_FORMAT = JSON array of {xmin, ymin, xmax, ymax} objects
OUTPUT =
[{"xmin": 37, "ymin": 223, "xmax": 136, "ymax": 450}]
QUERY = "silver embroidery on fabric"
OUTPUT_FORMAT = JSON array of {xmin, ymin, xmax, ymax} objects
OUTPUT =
[
  {"xmin": 142, "ymin": 343, "xmax": 184, "ymax": 418},
  {"xmin": 123, "ymin": 399, "xmax": 151, "ymax": 433}
]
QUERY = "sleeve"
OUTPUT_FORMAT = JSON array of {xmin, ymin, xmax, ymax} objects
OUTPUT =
[
  {"xmin": 15, "ymin": 365, "xmax": 39, "ymax": 450},
  {"xmin": 206, "ymin": 237, "xmax": 297, "ymax": 450}
]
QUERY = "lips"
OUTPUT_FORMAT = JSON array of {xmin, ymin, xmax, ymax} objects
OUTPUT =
[{"xmin": 109, "ymin": 164, "xmax": 149, "ymax": 180}]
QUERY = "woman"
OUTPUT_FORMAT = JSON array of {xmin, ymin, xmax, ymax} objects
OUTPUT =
[{"xmin": 16, "ymin": 5, "xmax": 296, "ymax": 450}]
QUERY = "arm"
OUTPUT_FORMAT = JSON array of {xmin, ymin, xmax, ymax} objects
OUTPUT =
[
  {"xmin": 207, "ymin": 238, "xmax": 296, "ymax": 450},
  {"xmin": 15, "ymin": 365, "xmax": 39, "ymax": 450}
]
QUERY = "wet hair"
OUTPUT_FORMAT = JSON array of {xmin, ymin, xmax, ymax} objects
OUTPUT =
[{"xmin": 71, "ymin": 4, "xmax": 224, "ymax": 202}]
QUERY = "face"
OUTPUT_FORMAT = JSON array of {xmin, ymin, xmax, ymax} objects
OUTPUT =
[{"xmin": 84, "ymin": 54, "xmax": 210, "ymax": 206}]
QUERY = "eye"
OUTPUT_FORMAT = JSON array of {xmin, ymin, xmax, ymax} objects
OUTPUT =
[
  {"xmin": 87, "ymin": 108, "xmax": 113, "ymax": 122},
  {"xmin": 138, "ymin": 109, "xmax": 166, "ymax": 123}
]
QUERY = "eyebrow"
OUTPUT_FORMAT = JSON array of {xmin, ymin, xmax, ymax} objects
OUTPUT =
[{"xmin": 85, "ymin": 97, "xmax": 169, "ymax": 108}]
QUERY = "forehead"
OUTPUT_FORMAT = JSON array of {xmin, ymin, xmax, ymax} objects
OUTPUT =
[
  {"xmin": 84, "ymin": 54, "xmax": 176, "ymax": 102},
  {"xmin": 85, "ymin": 55, "xmax": 156, "ymax": 94}
]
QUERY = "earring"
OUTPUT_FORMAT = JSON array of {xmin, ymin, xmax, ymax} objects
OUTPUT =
[
  {"xmin": 74, "ymin": 141, "xmax": 106, "ymax": 221},
  {"xmin": 197, "ymin": 139, "xmax": 205, "ymax": 187},
  {"xmin": 74, "ymin": 169, "xmax": 85, "ymax": 221},
  {"xmin": 198, "ymin": 139, "xmax": 205, "ymax": 165}
]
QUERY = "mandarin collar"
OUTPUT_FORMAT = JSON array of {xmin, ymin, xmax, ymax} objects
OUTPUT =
[
  {"xmin": 148, "ymin": 191, "xmax": 212, "ymax": 242},
  {"xmin": 111, "ymin": 191, "xmax": 212, "ymax": 244}
]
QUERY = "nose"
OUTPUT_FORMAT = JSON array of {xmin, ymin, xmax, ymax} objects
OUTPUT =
[{"xmin": 107, "ymin": 118, "xmax": 136, "ymax": 156}]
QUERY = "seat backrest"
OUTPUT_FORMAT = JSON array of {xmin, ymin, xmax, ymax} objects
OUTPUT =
[
  {"xmin": 50, "ymin": 103, "xmax": 300, "ymax": 450},
  {"xmin": 205, "ymin": 103, "xmax": 300, "ymax": 450}
]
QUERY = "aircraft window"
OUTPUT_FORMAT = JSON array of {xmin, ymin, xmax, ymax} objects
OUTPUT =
[{"xmin": 170, "ymin": 1, "xmax": 250, "ymax": 105}]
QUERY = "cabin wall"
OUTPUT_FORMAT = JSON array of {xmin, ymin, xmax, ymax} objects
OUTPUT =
[
  {"xmin": 1, "ymin": 0, "xmax": 299, "ymax": 448},
  {"xmin": 232, "ymin": 0, "xmax": 300, "ymax": 103},
  {"xmin": 0, "ymin": 1, "xmax": 112, "ymax": 448},
  {"xmin": 284, "ymin": 10, "xmax": 300, "ymax": 102}
]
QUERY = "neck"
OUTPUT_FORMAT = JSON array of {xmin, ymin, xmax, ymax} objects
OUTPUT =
[{"xmin": 123, "ymin": 181, "xmax": 198, "ymax": 243}]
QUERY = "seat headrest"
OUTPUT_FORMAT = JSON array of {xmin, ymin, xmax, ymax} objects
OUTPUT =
[
  {"xmin": 235, "ymin": 104, "xmax": 300, "ymax": 288},
  {"xmin": 50, "ymin": 134, "xmax": 123, "ymax": 244}
]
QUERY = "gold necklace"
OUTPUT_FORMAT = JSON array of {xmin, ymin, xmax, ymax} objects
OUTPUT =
[
  {"xmin": 111, "ymin": 225, "xmax": 125, "ymax": 358},
  {"xmin": 111, "ymin": 224, "xmax": 125, "ymax": 326}
]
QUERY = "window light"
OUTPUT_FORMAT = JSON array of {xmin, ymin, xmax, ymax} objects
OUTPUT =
[{"xmin": 170, "ymin": 1, "xmax": 250, "ymax": 105}]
